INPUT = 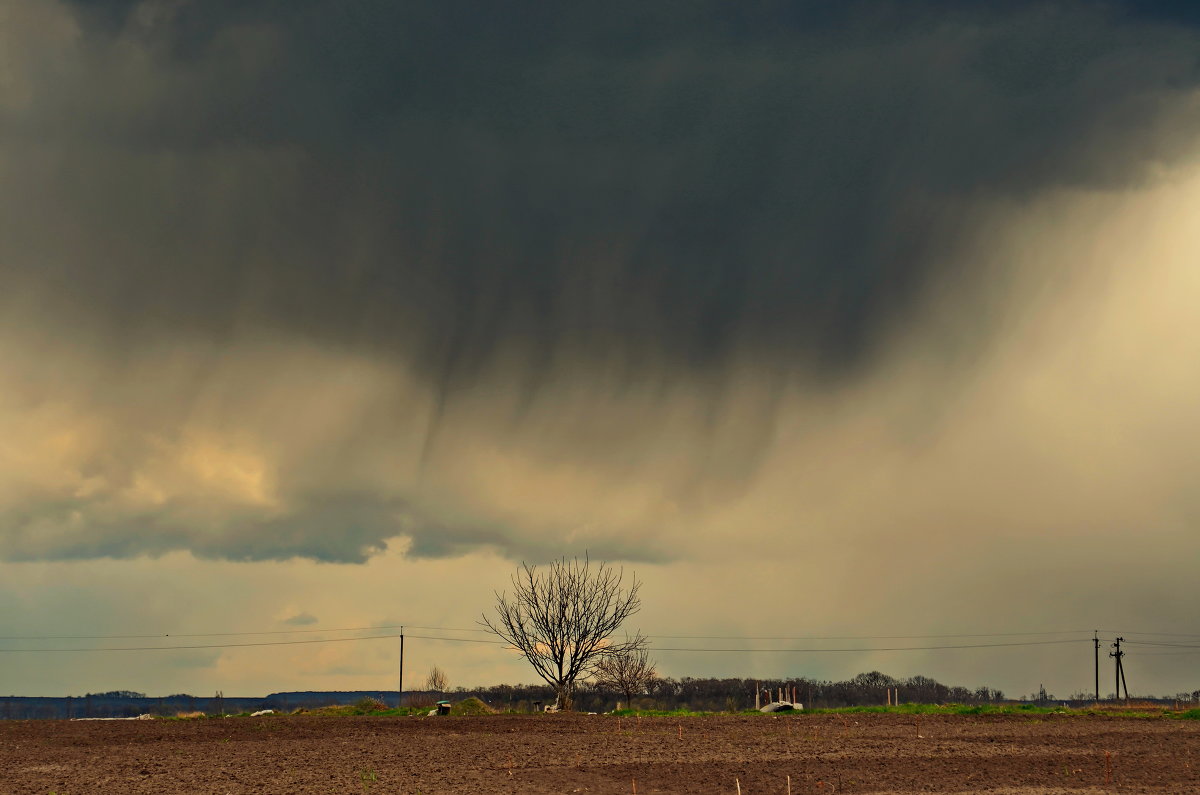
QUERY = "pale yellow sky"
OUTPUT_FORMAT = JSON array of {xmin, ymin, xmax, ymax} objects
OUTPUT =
[{"xmin": 3, "ymin": 0, "xmax": 1200, "ymax": 700}]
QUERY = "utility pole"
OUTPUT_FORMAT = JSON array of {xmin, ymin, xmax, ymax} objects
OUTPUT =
[
  {"xmin": 1118, "ymin": 644, "xmax": 1129, "ymax": 702},
  {"xmin": 1109, "ymin": 637, "xmax": 1128, "ymax": 702},
  {"xmin": 1093, "ymin": 631, "xmax": 1100, "ymax": 701},
  {"xmin": 399, "ymin": 626, "xmax": 405, "ymax": 709}
]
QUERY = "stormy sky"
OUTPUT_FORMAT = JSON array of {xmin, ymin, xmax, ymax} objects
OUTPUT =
[{"xmin": 2, "ymin": 0, "xmax": 1199, "ymax": 699}]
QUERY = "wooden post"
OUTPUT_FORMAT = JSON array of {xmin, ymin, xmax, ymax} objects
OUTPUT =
[
  {"xmin": 1110, "ymin": 638, "xmax": 1126, "ymax": 702},
  {"xmin": 755, "ymin": 683, "xmax": 760, "ymax": 711}
]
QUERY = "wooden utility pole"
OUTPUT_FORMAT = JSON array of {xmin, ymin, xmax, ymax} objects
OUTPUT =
[
  {"xmin": 1093, "ymin": 631, "xmax": 1100, "ymax": 701},
  {"xmin": 399, "ymin": 626, "xmax": 405, "ymax": 708},
  {"xmin": 1118, "ymin": 641, "xmax": 1129, "ymax": 702},
  {"xmin": 1109, "ymin": 637, "xmax": 1128, "ymax": 701}
]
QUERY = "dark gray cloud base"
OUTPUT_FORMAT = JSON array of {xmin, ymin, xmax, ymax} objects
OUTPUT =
[
  {"xmin": 2, "ymin": 0, "xmax": 1200, "ymax": 562},
  {"xmin": 13, "ymin": 1, "xmax": 1200, "ymax": 374}
]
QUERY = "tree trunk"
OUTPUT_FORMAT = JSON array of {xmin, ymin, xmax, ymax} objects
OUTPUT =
[{"xmin": 556, "ymin": 684, "xmax": 574, "ymax": 711}]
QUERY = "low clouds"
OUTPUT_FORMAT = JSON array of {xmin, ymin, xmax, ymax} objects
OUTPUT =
[
  {"xmin": 2, "ymin": 0, "xmax": 1200, "ymax": 569},
  {"xmin": 280, "ymin": 611, "xmax": 317, "ymax": 626}
]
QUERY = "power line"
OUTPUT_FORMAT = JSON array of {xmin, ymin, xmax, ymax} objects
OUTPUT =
[
  {"xmin": 0, "ymin": 623, "xmax": 497, "ymax": 641},
  {"xmin": 647, "ymin": 630, "xmax": 1092, "ymax": 641},
  {"xmin": 0, "ymin": 619, "xmax": 1156, "ymax": 654},
  {"xmin": 407, "ymin": 634, "xmax": 503, "ymax": 645},
  {"xmin": 0, "ymin": 635, "xmax": 1082, "ymax": 654},
  {"xmin": 0, "ymin": 634, "xmax": 402, "ymax": 653},
  {"xmin": 0, "ymin": 633, "xmax": 505, "ymax": 653},
  {"xmin": 0, "ymin": 625, "xmax": 1095, "ymax": 642},
  {"xmin": 400, "ymin": 627, "xmax": 1092, "ymax": 641},
  {"xmin": 1123, "ymin": 640, "xmax": 1200, "ymax": 649},
  {"xmin": 0, "ymin": 624, "xmax": 409, "ymax": 641},
  {"xmin": 651, "ymin": 639, "xmax": 1084, "ymax": 653},
  {"xmin": 1097, "ymin": 630, "xmax": 1200, "ymax": 639}
]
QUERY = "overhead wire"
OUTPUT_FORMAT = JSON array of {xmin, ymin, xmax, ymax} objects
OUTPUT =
[
  {"xmin": 0, "ymin": 624, "xmax": 409, "ymax": 641},
  {"xmin": 1099, "ymin": 634, "xmax": 1200, "ymax": 643},
  {"xmin": 3, "ymin": 622, "xmax": 1182, "ymax": 656},
  {"xmin": 646, "ymin": 630, "xmax": 1092, "ymax": 641},
  {"xmin": 0, "ymin": 632, "xmax": 1085, "ymax": 654},
  {"xmin": 651, "ymin": 639, "xmax": 1084, "ymax": 652},
  {"xmin": 0, "ymin": 633, "xmax": 506, "ymax": 653},
  {"xmin": 0, "ymin": 625, "xmax": 1096, "ymax": 642}
]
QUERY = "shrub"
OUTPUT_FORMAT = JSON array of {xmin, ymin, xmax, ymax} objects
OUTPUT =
[
  {"xmin": 353, "ymin": 697, "xmax": 389, "ymax": 714},
  {"xmin": 451, "ymin": 697, "xmax": 495, "ymax": 716}
]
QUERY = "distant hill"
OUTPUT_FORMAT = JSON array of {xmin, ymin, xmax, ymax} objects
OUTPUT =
[
  {"xmin": 0, "ymin": 691, "xmax": 413, "ymax": 720},
  {"xmin": 6, "ymin": 674, "xmax": 1190, "ymax": 719}
]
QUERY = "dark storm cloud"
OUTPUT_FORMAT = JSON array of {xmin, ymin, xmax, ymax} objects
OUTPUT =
[
  {"xmin": 4, "ymin": 0, "xmax": 1200, "ymax": 564},
  {"xmin": 11, "ymin": 0, "xmax": 1200, "ymax": 381}
]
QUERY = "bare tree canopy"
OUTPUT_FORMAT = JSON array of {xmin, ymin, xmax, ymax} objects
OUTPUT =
[
  {"xmin": 481, "ymin": 555, "xmax": 646, "ymax": 711},
  {"xmin": 593, "ymin": 643, "xmax": 657, "ymax": 709},
  {"xmin": 424, "ymin": 665, "xmax": 448, "ymax": 692}
]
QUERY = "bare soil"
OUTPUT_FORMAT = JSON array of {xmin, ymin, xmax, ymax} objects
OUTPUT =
[{"xmin": 2, "ymin": 713, "xmax": 1198, "ymax": 793}]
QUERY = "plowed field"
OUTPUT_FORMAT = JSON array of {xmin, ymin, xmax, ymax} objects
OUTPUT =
[{"xmin": 3, "ymin": 713, "xmax": 1197, "ymax": 793}]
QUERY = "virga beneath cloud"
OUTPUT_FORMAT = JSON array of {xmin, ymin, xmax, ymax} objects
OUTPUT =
[{"xmin": 1, "ymin": 0, "xmax": 1198, "ymax": 582}]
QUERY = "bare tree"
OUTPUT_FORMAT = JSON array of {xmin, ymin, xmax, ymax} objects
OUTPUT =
[
  {"xmin": 481, "ymin": 555, "xmax": 646, "ymax": 711},
  {"xmin": 593, "ymin": 643, "xmax": 657, "ymax": 709},
  {"xmin": 425, "ymin": 665, "xmax": 448, "ymax": 692}
]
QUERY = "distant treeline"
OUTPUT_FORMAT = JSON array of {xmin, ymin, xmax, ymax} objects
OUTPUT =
[
  {"xmin": 5, "ymin": 673, "xmax": 1195, "ymax": 719},
  {"xmin": 3, "ymin": 672, "xmax": 1000, "ymax": 719},
  {"xmin": 0, "ymin": 691, "xmax": 407, "ymax": 720},
  {"xmin": 432, "ymin": 673, "xmax": 1193, "ymax": 713},
  {"xmin": 452, "ymin": 672, "xmax": 1005, "ymax": 713}
]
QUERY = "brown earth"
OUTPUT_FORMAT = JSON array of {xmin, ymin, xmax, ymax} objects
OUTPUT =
[{"xmin": 2, "ymin": 713, "xmax": 1198, "ymax": 794}]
